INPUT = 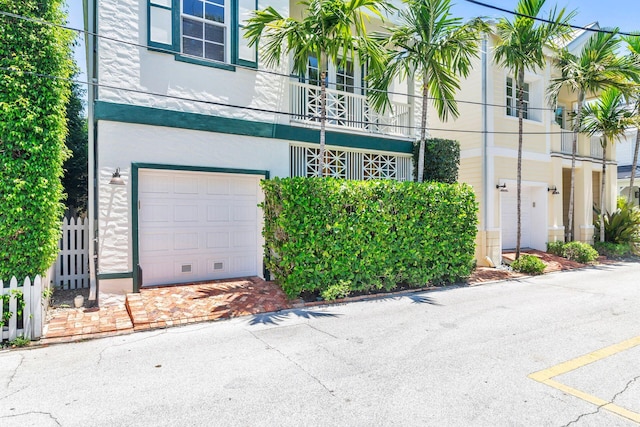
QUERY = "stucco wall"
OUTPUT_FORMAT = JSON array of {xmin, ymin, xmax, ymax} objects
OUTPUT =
[{"xmin": 97, "ymin": 0, "xmax": 291, "ymax": 124}]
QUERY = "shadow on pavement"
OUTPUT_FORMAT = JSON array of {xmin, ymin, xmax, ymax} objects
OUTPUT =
[{"xmin": 248, "ymin": 309, "xmax": 340, "ymax": 326}]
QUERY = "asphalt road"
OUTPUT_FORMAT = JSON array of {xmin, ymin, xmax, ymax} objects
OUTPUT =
[{"xmin": 1, "ymin": 262, "xmax": 639, "ymax": 426}]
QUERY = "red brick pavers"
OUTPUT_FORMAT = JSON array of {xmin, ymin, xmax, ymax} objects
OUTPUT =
[
  {"xmin": 502, "ymin": 249, "xmax": 585, "ymax": 273},
  {"xmin": 126, "ymin": 277, "xmax": 291, "ymax": 331},
  {"xmin": 41, "ymin": 295, "xmax": 134, "ymax": 345}
]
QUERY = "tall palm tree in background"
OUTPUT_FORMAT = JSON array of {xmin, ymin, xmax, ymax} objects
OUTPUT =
[
  {"xmin": 244, "ymin": 0, "xmax": 392, "ymax": 177},
  {"xmin": 493, "ymin": 0, "xmax": 573, "ymax": 259},
  {"xmin": 548, "ymin": 30, "xmax": 639, "ymax": 241},
  {"xmin": 622, "ymin": 34, "xmax": 640, "ymax": 202},
  {"xmin": 581, "ymin": 88, "xmax": 632, "ymax": 242},
  {"xmin": 367, "ymin": 0, "xmax": 484, "ymax": 183}
]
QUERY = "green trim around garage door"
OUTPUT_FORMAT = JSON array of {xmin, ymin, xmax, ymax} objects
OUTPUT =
[
  {"xmin": 94, "ymin": 101, "xmax": 414, "ymax": 154},
  {"xmin": 131, "ymin": 163, "xmax": 269, "ymax": 292}
]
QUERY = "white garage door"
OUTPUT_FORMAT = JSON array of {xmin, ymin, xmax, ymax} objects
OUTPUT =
[
  {"xmin": 501, "ymin": 186, "xmax": 532, "ymax": 250},
  {"xmin": 138, "ymin": 169, "xmax": 262, "ymax": 287}
]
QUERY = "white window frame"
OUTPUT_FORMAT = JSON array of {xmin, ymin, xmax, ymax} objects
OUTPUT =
[{"xmin": 181, "ymin": 0, "xmax": 230, "ymax": 63}]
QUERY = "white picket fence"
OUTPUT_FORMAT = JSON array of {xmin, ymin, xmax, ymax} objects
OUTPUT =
[
  {"xmin": 55, "ymin": 216, "xmax": 90, "ymax": 289},
  {"xmin": 1, "ymin": 275, "xmax": 48, "ymax": 342}
]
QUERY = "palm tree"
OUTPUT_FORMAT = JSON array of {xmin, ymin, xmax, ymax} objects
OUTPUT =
[
  {"xmin": 622, "ymin": 34, "xmax": 640, "ymax": 203},
  {"xmin": 244, "ymin": 0, "xmax": 392, "ymax": 176},
  {"xmin": 581, "ymin": 88, "xmax": 632, "ymax": 242},
  {"xmin": 493, "ymin": 0, "xmax": 574, "ymax": 259},
  {"xmin": 367, "ymin": 0, "xmax": 484, "ymax": 183},
  {"xmin": 548, "ymin": 30, "xmax": 639, "ymax": 242}
]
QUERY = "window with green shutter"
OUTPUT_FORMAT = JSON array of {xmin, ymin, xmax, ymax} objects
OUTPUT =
[{"xmin": 147, "ymin": 0, "xmax": 258, "ymax": 69}]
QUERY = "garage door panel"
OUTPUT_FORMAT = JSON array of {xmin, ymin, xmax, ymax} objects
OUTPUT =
[
  {"xmin": 173, "ymin": 232, "xmax": 199, "ymax": 250},
  {"xmin": 207, "ymin": 177, "xmax": 231, "ymax": 195},
  {"xmin": 140, "ymin": 233, "xmax": 171, "ymax": 252},
  {"xmin": 174, "ymin": 176, "xmax": 199, "ymax": 194},
  {"xmin": 207, "ymin": 205, "xmax": 230, "ymax": 222},
  {"xmin": 233, "ymin": 255, "xmax": 256, "ymax": 273},
  {"xmin": 232, "ymin": 203, "xmax": 258, "ymax": 222},
  {"xmin": 206, "ymin": 231, "xmax": 231, "ymax": 249},
  {"xmin": 501, "ymin": 187, "xmax": 532, "ymax": 250},
  {"xmin": 139, "ymin": 169, "xmax": 261, "ymax": 287},
  {"xmin": 142, "ymin": 204, "xmax": 171, "ymax": 222},
  {"xmin": 174, "ymin": 204, "xmax": 199, "ymax": 222},
  {"xmin": 233, "ymin": 229, "xmax": 256, "ymax": 248},
  {"xmin": 233, "ymin": 178, "xmax": 259, "ymax": 195}
]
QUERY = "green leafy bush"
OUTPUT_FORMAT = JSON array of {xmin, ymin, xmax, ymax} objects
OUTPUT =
[
  {"xmin": 562, "ymin": 241, "xmax": 599, "ymax": 263},
  {"xmin": 413, "ymin": 138, "xmax": 460, "ymax": 183},
  {"xmin": 594, "ymin": 198, "xmax": 640, "ymax": 254},
  {"xmin": 0, "ymin": 0, "xmax": 74, "ymax": 280},
  {"xmin": 261, "ymin": 178, "xmax": 478, "ymax": 298},
  {"xmin": 593, "ymin": 241, "xmax": 632, "ymax": 259},
  {"xmin": 546, "ymin": 241, "xmax": 565, "ymax": 256},
  {"xmin": 511, "ymin": 255, "xmax": 545, "ymax": 275}
]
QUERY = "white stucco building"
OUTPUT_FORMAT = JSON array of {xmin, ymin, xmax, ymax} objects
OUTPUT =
[{"xmin": 85, "ymin": 0, "xmax": 415, "ymax": 295}]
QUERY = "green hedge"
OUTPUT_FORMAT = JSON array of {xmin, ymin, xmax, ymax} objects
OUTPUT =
[
  {"xmin": 413, "ymin": 138, "xmax": 460, "ymax": 183},
  {"xmin": 0, "ymin": 0, "xmax": 74, "ymax": 280},
  {"xmin": 261, "ymin": 178, "xmax": 478, "ymax": 298}
]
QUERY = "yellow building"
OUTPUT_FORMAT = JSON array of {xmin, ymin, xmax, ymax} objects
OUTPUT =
[{"xmin": 430, "ymin": 26, "xmax": 617, "ymax": 266}]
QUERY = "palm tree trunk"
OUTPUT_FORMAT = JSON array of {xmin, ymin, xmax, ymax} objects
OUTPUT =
[
  {"xmin": 600, "ymin": 141, "xmax": 607, "ymax": 243},
  {"xmin": 417, "ymin": 74, "xmax": 428, "ymax": 183},
  {"xmin": 319, "ymin": 70, "xmax": 327, "ymax": 177},
  {"xmin": 515, "ymin": 68, "xmax": 524, "ymax": 260},
  {"xmin": 567, "ymin": 91, "xmax": 585, "ymax": 242},
  {"xmin": 629, "ymin": 126, "xmax": 640, "ymax": 203}
]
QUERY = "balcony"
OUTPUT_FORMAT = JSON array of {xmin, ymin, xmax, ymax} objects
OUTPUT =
[
  {"xmin": 289, "ymin": 81, "xmax": 412, "ymax": 138},
  {"xmin": 555, "ymin": 130, "xmax": 607, "ymax": 161}
]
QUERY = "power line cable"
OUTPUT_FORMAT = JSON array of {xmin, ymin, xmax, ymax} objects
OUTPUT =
[
  {"xmin": 1, "ymin": 65, "xmax": 577, "ymax": 135},
  {"xmin": 463, "ymin": 0, "xmax": 638, "ymax": 37},
  {"xmin": 0, "ymin": 8, "xmax": 559, "ymax": 112}
]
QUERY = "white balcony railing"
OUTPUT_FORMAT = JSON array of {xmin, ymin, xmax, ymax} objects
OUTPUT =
[
  {"xmin": 561, "ymin": 131, "xmax": 573, "ymax": 154},
  {"xmin": 289, "ymin": 81, "xmax": 411, "ymax": 138},
  {"xmin": 590, "ymin": 136, "xmax": 604, "ymax": 159}
]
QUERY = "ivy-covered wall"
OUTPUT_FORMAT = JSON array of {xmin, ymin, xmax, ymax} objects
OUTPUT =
[
  {"xmin": 413, "ymin": 138, "xmax": 461, "ymax": 183},
  {"xmin": 0, "ymin": 0, "xmax": 74, "ymax": 279},
  {"xmin": 262, "ymin": 178, "xmax": 478, "ymax": 299}
]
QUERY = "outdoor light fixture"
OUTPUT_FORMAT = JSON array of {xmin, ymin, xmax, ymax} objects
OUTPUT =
[
  {"xmin": 548, "ymin": 185, "xmax": 560, "ymax": 195},
  {"xmin": 635, "ymin": 190, "xmax": 639, "ymax": 199},
  {"xmin": 109, "ymin": 168, "xmax": 125, "ymax": 185},
  {"xmin": 496, "ymin": 183, "xmax": 508, "ymax": 192}
]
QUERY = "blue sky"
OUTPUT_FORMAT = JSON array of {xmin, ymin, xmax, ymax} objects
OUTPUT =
[{"xmin": 66, "ymin": 0, "xmax": 639, "ymax": 83}]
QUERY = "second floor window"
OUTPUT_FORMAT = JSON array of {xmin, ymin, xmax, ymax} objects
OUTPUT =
[
  {"xmin": 148, "ymin": 0, "xmax": 258, "ymax": 68},
  {"xmin": 506, "ymin": 77, "xmax": 529, "ymax": 120},
  {"xmin": 182, "ymin": 0, "xmax": 228, "ymax": 62}
]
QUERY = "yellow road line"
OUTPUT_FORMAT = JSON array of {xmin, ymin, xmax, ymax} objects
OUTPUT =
[{"xmin": 528, "ymin": 336, "xmax": 640, "ymax": 424}]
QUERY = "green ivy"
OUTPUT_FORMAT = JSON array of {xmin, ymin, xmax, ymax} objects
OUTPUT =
[
  {"xmin": 261, "ymin": 178, "xmax": 478, "ymax": 298},
  {"xmin": 0, "ymin": 0, "xmax": 74, "ymax": 280},
  {"xmin": 413, "ymin": 138, "xmax": 460, "ymax": 183}
]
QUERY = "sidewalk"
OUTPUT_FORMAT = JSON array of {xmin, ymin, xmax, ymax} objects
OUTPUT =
[{"xmin": 39, "ymin": 250, "xmax": 590, "ymax": 345}]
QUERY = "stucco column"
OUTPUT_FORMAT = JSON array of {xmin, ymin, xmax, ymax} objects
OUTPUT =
[
  {"xmin": 574, "ymin": 162, "xmax": 594, "ymax": 243},
  {"xmin": 606, "ymin": 163, "xmax": 618, "ymax": 212},
  {"xmin": 548, "ymin": 157, "xmax": 564, "ymax": 243}
]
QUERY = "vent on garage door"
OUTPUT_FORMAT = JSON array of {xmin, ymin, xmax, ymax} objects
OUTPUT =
[{"xmin": 181, "ymin": 264, "xmax": 192, "ymax": 273}]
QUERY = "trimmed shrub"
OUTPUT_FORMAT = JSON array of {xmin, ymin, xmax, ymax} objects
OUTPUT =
[
  {"xmin": 511, "ymin": 255, "xmax": 545, "ymax": 275},
  {"xmin": 593, "ymin": 241, "xmax": 632, "ymax": 259},
  {"xmin": 546, "ymin": 241, "xmax": 564, "ymax": 257},
  {"xmin": 562, "ymin": 241, "xmax": 599, "ymax": 263},
  {"xmin": 261, "ymin": 177, "xmax": 478, "ymax": 299},
  {"xmin": 413, "ymin": 138, "xmax": 460, "ymax": 183},
  {"xmin": 0, "ymin": 0, "xmax": 74, "ymax": 280}
]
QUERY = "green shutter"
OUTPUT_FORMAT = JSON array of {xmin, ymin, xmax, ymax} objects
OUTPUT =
[{"xmin": 148, "ymin": 0, "xmax": 177, "ymax": 51}]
